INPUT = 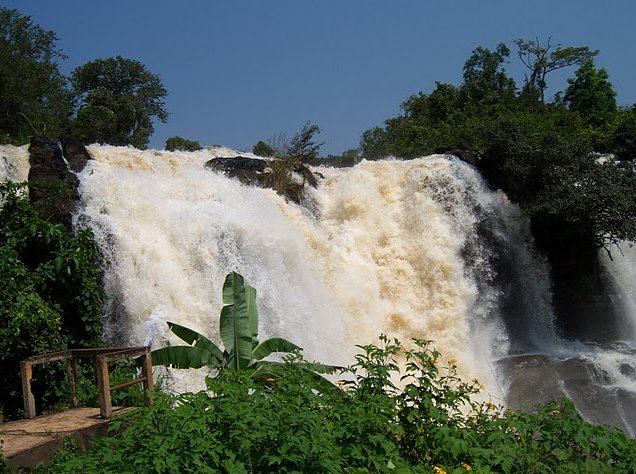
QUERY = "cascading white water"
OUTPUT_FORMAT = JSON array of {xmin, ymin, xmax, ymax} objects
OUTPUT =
[
  {"xmin": 0, "ymin": 145, "xmax": 30, "ymax": 183},
  {"xmin": 69, "ymin": 146, "xmax": 554, "ymax": 398},
  {"xmin": 3, "ymin": 143, "xmax": 636, "ymax": 432},
  {"xmin": 75, "ymin": 145, "xmax": 636, "ymax": 433},
  {"xmin": 601, "ymin": 244, "xmax": 636, "ymax": 341}
]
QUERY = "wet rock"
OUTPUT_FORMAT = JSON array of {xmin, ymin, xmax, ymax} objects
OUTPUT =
[
  {"xmin": 204, "ymin": 156, "xmax": 320, "ymax": 204},
  {"xmin": 445, "ymin": 149, "xmax": 480, "ymax": 167},
  {"xmin": 28, "ymin": 136, "xmax": 81, "ymax": 228},
  {"xmin": 60, "ymin": 136, "xmax": 92, "ymax": 173},
  {"xmin": 205, "ymin": 156, "xmax": 267, "ymax": 186}
]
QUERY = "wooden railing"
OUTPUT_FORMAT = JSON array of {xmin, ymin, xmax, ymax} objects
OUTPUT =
[{"xmin": 20, "ymin": 346, "xmax": 154, "ymax": 419}]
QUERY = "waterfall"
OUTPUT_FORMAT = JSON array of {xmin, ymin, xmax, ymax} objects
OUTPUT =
[
  {"xmin": 0, "ymin": 145, "xmax": 30, "ymax": 183},
  {"xmin": 2, "ymin": 143, "xmax": 635, "ymax": 433},
  {"xmin": 70, "ymin": 146, "xmax": 554, "ymax": 397}
]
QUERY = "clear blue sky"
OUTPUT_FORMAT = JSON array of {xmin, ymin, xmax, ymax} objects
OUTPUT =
[{"xmin": 4, "ymin": 1, "xmax": 636, "ymax": 155}]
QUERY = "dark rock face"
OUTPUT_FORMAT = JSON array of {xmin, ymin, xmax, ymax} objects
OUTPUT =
[
  {"xmin": 445, "ymin": 149, "xmax": 480, "ymax": 167},
  {"xmin": 204, "ymin": 156, "xmax": 320, "ymax": 204},
  {"xmin": 27, "ymin": 136, "xmax": 90, "ymax": 228},
  {"xmin": 60, "ymin": 135, "xmax": 92, "ymax": 173},
  {"xmin": 205, "ymin": 156, "xmax": 268, "ymax": 186},
  {"xmin": 531, "ymin": 218, "xmax": 626, "ymax": 343}
]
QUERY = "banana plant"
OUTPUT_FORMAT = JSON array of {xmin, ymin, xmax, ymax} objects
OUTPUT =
[{"xmin": 151, "ymin": 271, "xmax": 339, "ymax": 386}]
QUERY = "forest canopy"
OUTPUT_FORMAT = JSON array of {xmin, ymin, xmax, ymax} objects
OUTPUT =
[
  {"xmin": 0, "ymin": 7, "xmax": 168, "ymax": 149},
  {"xmin": 358, "ymin": 39, "xmax": 636, "ymax": 252}
]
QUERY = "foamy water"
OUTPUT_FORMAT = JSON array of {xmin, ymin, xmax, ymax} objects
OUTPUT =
[
  {"xmin": 4, "ymin": 143, "xmax": 635, "ymax": 430},
  {"xmin": 66, "ymin": 146, "xmax": 556, "ymax": 397}
]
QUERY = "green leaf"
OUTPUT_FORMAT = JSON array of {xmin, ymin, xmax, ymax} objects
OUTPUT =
[
  {"xmin": 151, "ymin": 345, "xmax": 221, "ymax": 369},
  {"xmin": 251, "ymin": 337, "xmax": 301, "ymax": 361},
  {"xmin": 245, "ymin": 283, "xmax": 259, "ymax": 351},
  {"xmin": 220, "ymin": 272, "xmax": 253, "ymax": 370},
  {"xmin": 166, "ymin": 321, "xmax": 223, "ymax": 362}
]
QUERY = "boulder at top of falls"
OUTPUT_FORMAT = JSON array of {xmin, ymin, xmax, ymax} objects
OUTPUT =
[
  {"xmin": 204, "ymin": 156, "xmax": 320, "ymax": 205},
  {"xmin": 205, "ymin": 156, "xmax": 267, "ymax": 186},
  {"xmin": 445, "ymin": 149, "xmax": 480, "ymax": 167},
  {"xmin": 27, "ymin": 136, "xmax": 83, "ymax": 228},
  {"xmin": 60, "ymin": 135, "xmax": 92, "ymax": 172},
  {"xmin": 206, "ymin": 156, "xmax": 267, "ymax": 172}
]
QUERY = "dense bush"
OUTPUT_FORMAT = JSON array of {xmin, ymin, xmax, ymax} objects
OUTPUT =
[
  {"xmin": 165, "ymin": 135, "xmax": 201, "ymax": 152},
  {"xmin": 42, "ymin": 337, "xmax": 636, "ymax": 473},
  {"xmin": 0, "ymin": 183, "xmax": 104, "ymax": 419}
]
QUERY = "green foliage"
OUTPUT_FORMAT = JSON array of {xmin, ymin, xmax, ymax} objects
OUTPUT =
[
  {"xmin": 564, "ymin": 60, "xmax": 617, "ymax": 126},
  {"xmin": 41, "ymin": 337, "xmax": 636, "ymax": 473},
  {"xmin": 611, "ymin": 108, "xmax": 636, "ymax": 160},
  {"xmin": 152, "ymin": 272, "xmax": 336, "ymax": 384},
  {"xmin": 286, "ymin": 121, "xmax": 324, "ymax": 163},
  {"xmin": 70, "ymin": 56, "xmax": 168, "ymax": 149},
  {"xmin": 0, "ymin": 183, "xmax": 104, "ymax": 419},
  {"xmin": 359, "ymin": 39, "xmax": 636, "ymax": 250},
  {"xmin": 515, "ymin": 37, "xmax": 598, "ymax": 103},
  {"xmin": 165, "ymin": 135, "xmax": 201, "ymax": 152},
  {"xmin": 360, "ymin": 126, "xmax": 392, "ymax": 159},
  {"xmin": 461, "ymin": 43, "xmax": 516, "ymax": 106},
  {"xmin": 252, "ymin": 140, "xmax": 275, "ymax": 157},
  {"xmin": 0, "ymin": 7, "xmax": 72, "ymax": 144}
]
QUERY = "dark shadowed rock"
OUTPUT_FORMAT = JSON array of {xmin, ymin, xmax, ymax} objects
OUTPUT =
[
  {"xmin": 60, "ymin": 136, "xmax": 92, "ymax": 172},
  {"xmin": 204, "ymin": 156, "xmax": 321, "ymax": 204},
  {"xmin": 294, "ymin": 163, "xmax": 318, "ymax": 188},
  {"xmin": 205, "ymin": 156, "xmax": 268, "ymax": 185},
  {"xmin": 27, "ymin": 136, "xmax": 80, "ymax": 228},
  {"xmin": 445, "ymin": 149, "xmax": 480, "ymax": 167}
]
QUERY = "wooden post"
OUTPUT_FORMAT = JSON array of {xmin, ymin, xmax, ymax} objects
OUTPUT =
[
  {"xmin": 67, "ymin": 356, "xmax": 79, "ymax": 408},
  {"xmin": 96, "ymin": 355, "xmax": 112, "ymax": 418},
  {"xmin": 141, "ymin": 347, "xmax": 155, "ymax": 406},
  {"xmin": 20, "ymin": 360, "xmax": 36, "ymax": 419}
]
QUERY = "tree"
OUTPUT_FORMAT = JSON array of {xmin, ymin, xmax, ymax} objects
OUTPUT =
[
  {"xmin": 70, "ymin": 56, "xmax": 168, "ymax": 149},
  {"xmin": 252, "ymin": 140, "xmax": 275, "ymax": 157},
  {"xmin": 287, "ymin": 121, "xmax": 324, "ymax": 163},
  {"xmin": 612, "ymin": 108, "xmax": 636, "ymax": 160},
  {"xmin": 461, "ymin": 43, "xmax": 516, "ymax": 105},
  {"xmin": 360, "ymin": 126, "xmax": 391, "ymax": 159},
  {"xmin": 564, "ymin": 60, "xmax": 617, "ymax": 126},
  {"xmin": 515, "ymin": 37, "xmax": 598, "ymax": 103},
  {"xmin": 0, "ymin": 7, "xmax": 72, "ymax": 143},
  {"xmin": 165, "ymin": 135, "xmax": 201, "ymax": 152}
]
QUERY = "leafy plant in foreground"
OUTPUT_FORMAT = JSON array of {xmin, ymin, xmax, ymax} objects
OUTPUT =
[
  {"xmin": 41, "ymin": 337, "xmax": 636, "ymax": 473},
  {"xmin": 0, "ymin": 182, "xmax": 104, "ymax": 419},
  {"xmin": 151, "ymin": 271, "xmax": 338, "ymax": 384}
]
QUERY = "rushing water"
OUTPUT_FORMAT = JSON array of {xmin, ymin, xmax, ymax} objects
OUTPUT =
[{"xmin": 2, "ymin": 144, "xmax": 635, "ymax": 433}]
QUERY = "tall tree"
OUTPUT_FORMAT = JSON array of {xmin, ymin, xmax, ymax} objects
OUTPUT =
[
  {"xmin": 70, "ymin": 56, "xmax": 168, "ymax": 149},
  {"xmin": 515, "ymin": 37, "xmax": 598, "ymax": 103},
  {"xmin": 461, "ymin": 43, "xmax": 516, "ymax": 106},
  {"xmin": 0, "ymin": 7, "xmax": 72, "ymax": 143},
  {"xmin": 563, "ymin": 60, "xmax": 617, "ymax": 126}
]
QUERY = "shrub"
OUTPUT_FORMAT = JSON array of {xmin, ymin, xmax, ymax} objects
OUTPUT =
[
  {"xmin": 165, "ymin": 135, "xmax": 201, "ymax": 152},
  {"xmin": 252, "ymin": 140, "xmax": 275, "ymax": 157},
  {"xmin": 0, "ymin": 183, "xmax": 104, "ymax": 419},
  {"xmin": 42, "ymin": 337, "xmax": 636, "ymax": 473}
]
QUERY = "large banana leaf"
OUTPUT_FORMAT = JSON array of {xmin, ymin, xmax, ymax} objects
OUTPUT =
[
  {"xmin": 245, "ymin": 284, "xmax": 259, "ymax": 351},
  {"xmin": 220, "ymin": 271, "xmax": 254, "ymax": 370},
  {"xmin": 166, "ymin": 321, "xmax": 224, "ymax": 363},
  {"xmin": 251, "ymin": 337, "xmax": 301, "ymax": 361},
  {"xmin": 151, "ymin": 345, "xmax": 222, "ymax": 369}
]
